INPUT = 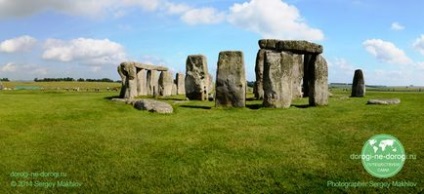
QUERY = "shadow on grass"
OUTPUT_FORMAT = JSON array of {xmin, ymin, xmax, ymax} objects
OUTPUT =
[
  {"xmin": 104, "ymin": 96, "xmax": 120, "ymax": 100},
  {"xmin": 180, "ymin": 105, "xmax": 212, "ymax": 110},
  {"xmin": 246, "ymin": 104, "xmax": 262, "ymax": 110},
  {"xmin": 246, "ymin": 97, "xmax": 257, "ymax": 101},
  {"xmin": 292, "ymin": 104, "xmax": 311, "ymax": 108}
]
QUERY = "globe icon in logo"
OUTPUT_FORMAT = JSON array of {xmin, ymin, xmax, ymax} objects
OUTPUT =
[{"xmin": 361, "ymin": 134, "xmax": 406, "ymax": 178}]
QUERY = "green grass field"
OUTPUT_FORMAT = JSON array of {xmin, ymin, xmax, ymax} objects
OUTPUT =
[{"xmin": 1, "ymin": 84, "xmax": 423, "ymax": 193}]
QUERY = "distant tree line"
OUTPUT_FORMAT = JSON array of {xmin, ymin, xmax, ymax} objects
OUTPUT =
[
  {"xmin": 247, "ymin": 81, "xmax": 255, "ymax": 88},
  {"xmin": 0, "ymin": 78, "xmax": 10, "ymax": 82},
  {"xmin": 34, "ymin": 77, "xmax": 120, "ymax": 82},
  {"xmin": 77, "ymin": 78, "xmax": 119, "ymax": 83}
]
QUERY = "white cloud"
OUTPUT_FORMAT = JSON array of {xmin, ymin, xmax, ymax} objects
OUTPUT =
[
  {"xmin": 328, "ymin": 58, "xmax": 357, "ymax": 83},
  {"xmin": 181, "ymin": 7, "xmax": 226, "ymax": 25},
  {"xmin": 1, "ymin": 62, "xmax": 18, "ymax": 72},
  {"xmin": 0, "ymin": 35, "xmax": 37, "ymax": 53},
  {"xmin": 164, "ymin": 2, "xmax": 191, "ymax": 15},
  {"xmin": 413, "ymin": 35, "xmax": 424, "ymax": 55},
  {"xmin": 42, "ymin": 38, "xmax": 127, "ymax": 66},
  {"xmin": 391, "ymin": 22, "xmax": 405, "ymax": 31},
  {"xmin": 228, "ymin": 0, "xmax": 324, "ymax": 41},
  {"xmin": 363, "ymin": 39, "xmax": 412, "ymax": 65},
  {"xmin": 122, "ymin": 0, "xmax": 161, "ymax": 11},
  {"xmin": 0, "ymin": 0, "xmax": 118, "ymax": 19}
]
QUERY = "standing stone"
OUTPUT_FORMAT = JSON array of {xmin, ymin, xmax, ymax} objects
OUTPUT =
[
  {"xmin": 185, "ymin": 55, "xmax": 209, "ymax": 101},
  {"xmin": 136, "ymin": 69, "xmax": 148, "ymax": 96},
  {"xmin": 147, "ymin": 70, "xmax": 159, "ymax": 96},
  {"xmin": 291, "ymin": 54, "xmax": 304, "ymax": 99},
  {"xmin": 118, "ymin": 62, "xmax": 137, "ymax": 99},
  {"xmin": 172, "ymin": 83, "xmax": 177, "ymax": 96},
  {"xmin": 351, "ymin": 69, "xmax": 365, "ymax": 97},
  {"xmin": 158, "ymin": 71, "xmax": 174, "ymax": 97},
  {"xmin": 0, "ymin": 81, "xmax": 3, "ymax": 90},
  {"xmin": 175, "ymin": 73, "xmax": 185, "ymax": 95},
  {"xmin": 263, "ymin": 51, "xmax": 294, "ymax": 108},
  {"xmin": 309, "ymin": 55, "xmax": 328, "ymax": 106},
  {"xmin": 117, "ymin": 65, "xmax": 126, "ymax": 98},
  {"xmin": 254, "ymin": 49, "xmax": 266, "ymax": 100},
  {"xmin": 207, "ymin": 73, "xmax": 214, "ymax": 94},
  {"xmin": 215, "ymin": 51, "xmax": 246, "ymax": 108}
]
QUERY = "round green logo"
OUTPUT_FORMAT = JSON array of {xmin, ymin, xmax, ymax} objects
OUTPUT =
[{"xmin": 361, "ymin": 134, "xmax": 405, "ymax": 178}]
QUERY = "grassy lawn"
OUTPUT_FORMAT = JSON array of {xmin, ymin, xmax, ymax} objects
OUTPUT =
[{"xmin": 0, "ymin": 88, "xmax": 423, "ymax": 193}]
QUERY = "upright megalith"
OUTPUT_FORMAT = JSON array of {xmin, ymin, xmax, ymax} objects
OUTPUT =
[
  {"xmin": 351, "ymin": 69, "xmax": 365, "ymax": 97},
  {"xmin": 256, "ymin": 39, "xmax": 328, "ymax": 108},
  {"xmin": 215, "ymin": 51, "xmax": 246, "ymax": 108},
  {"xmin": 117, "ymin": 61, "xmax": 168, "ymax": 99},
  {"xmin": 263, "ymin": 51, "xmax": 301, "ymax": 108},
  {"xmin": 118, "ymin": 62, "xmax": 137, "ymax": 99},
  {"xmin": 136, "ymin": 69, "xmax": 147, "ymax": 96},
  {"xmin": 254, "ymin": 49, "xmax": 265, "ymax": 100},
  {"xmin": 175, "ymin": 73, "xmax": 185, "ymax": 95},
  {"xmin": 147, "ymin": 70, "xmax": 160, "ymax": 96},
  {"xmin": 158, "ymin": 71, "xmax": 174, "ymax": 97},
  {"xmin": 309, "ymin": 55, "xmax": 328, "ymax": 106},
  {"xmin": 185, "ymin": 55, "xmax": 209, "ymax": 101},
  {"xmin": 207, "ymin": 73, "xmax": 214, "ymax": 95}
]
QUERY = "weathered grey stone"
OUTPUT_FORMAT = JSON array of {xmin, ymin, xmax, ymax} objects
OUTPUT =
[
  {"xmin": 118, "ymin": 61, "xmax": 169, "ymax": 99},
  {"xmin": 308, "ymin": 55, "xmax": 328, "ymax": 106},
  {"xmin": 215, "ymin": 51, "xmax": 246, "ymax": 108},
  {"xmin": 258, "ymin": 39, "xmax": 279, "ymax": 50},
  {"xmin": 0, "ymin": 81, "xmax": 3, "ymax": 90},
  {"xmin": 291, "ymin": 54, "xmax": 304, "ymax": 99},
  {"xmin": 146, "ymin": 70, "xmax": 159, "ymax": 96},
  {"xmin": 207, "ymin": 73, "xmax": 214, "ymax": 94},
  {"xmin": 118, "ymin": 62, "xmax": 137, "ymax": 99},
  {"xmin": 185, "ymin": 55, "xmax": 209, "ymax": 101},
  {"xmin": 133, "ymin": 99, "xmax": 173, "ymax": 114},
  {"xmin": 175, "ymin": 73, "xmax": 185, "ymax": 95},
  {"xmin": 277, "ymin": 40, "xmax": 323, "ymax": 54},
  {"xmin": 133, "ymin": 62, "xmax": 168, "ymax": 71},
  {"xmin": 351, "ymin": 69, "xmax": 365, "ymax": 97},
  {"xmin": 263, "ymin": 51, "xmax": 294, "ymax": 108},
  {"xmin": 136, "ymin": 69, "xmax": 148, "ymax": 96},
  {"xmin": 158, "ymin": 71, "xmax": 174, "ymax": 97},
  {"xmin": 367, "ymin": 99, "xmax": 401, "ymax": 105},
  {"xmin": 172, "ymin": 83, "xmax": 177, "ymax": 96},
  {"xmin": 254, "ymin": 49, "xmax": 266, "ymax": 100},
  {"xmin": 259, "ymin": 39, "xmax": 323, "ymax": 54}
]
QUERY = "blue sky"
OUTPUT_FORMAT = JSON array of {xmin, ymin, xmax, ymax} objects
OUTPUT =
[{"xmin": 0, "ymin": 0, "xmax": 423, "ymax": 86}]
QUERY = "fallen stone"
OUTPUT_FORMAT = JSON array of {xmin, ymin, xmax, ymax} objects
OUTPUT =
[
  {"xmin": 367, "ymin": 99, "xmax": 401, "ymax": 105},
  {"xmin": 133, "ymin": 99, "xmax": 174, "ymax": 114}
]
